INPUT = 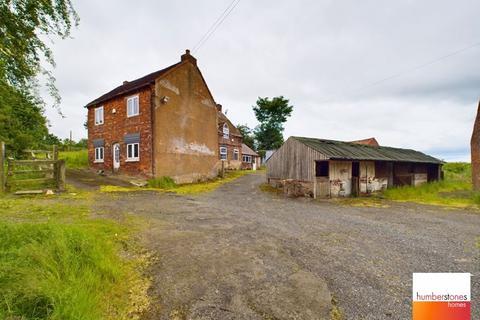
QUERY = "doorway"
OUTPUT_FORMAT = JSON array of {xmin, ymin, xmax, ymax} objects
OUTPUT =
[
  {"xmin": 112, "ymin": 143, "xmax": 120, "ymax": 171},
  {"xmin": 351, "ymin": 161, "xmax": 360, "ymax": 196}
]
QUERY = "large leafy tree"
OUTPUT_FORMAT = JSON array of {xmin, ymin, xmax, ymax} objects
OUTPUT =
[
  {"xmin": 253, "ymin": 96, "xmax": 293, "ymax": 150},
  {"xmin": 0, "ymin": 81, "xmax": 48, "ymax": 155},
  {"xmin": 237, "ymin": 124, "xmax": 255, "ymax": 150},
  {"xmin": 0, "ymin": 0, "xmax": 79, "ymax": 154}
]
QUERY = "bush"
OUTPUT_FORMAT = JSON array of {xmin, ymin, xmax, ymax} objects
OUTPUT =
[{"xmin": 147, "ymin": 176, "xmax": 177, "ymax": 189}]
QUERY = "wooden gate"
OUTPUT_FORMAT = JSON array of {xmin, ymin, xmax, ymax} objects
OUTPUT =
[{"xmin": 0, "ymin": 143, "xmax": 66, "ymax": 193}]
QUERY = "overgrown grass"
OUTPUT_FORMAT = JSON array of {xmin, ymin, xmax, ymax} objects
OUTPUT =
[
  {"xmin": 0, "ymin": 192, "xmax": 149, "ymax": 319},
  {"xmin": 101, "ymin": 170, "xmax": 255, "ymax": 194},
  {"xmin": 382, "ymin": 162, "xmax": 478, "ymax": 208},
  {"xmin": 147, "ymin": 176, "xmax": 177, "ymax": 189},
  {"xmin": 59, "ymin": 149, "xmax": 88, "ymax": 169}
]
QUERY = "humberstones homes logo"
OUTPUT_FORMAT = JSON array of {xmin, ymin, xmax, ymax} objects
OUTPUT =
[{"xmin": 413, "ymin": 273, "xmax": 471, "ymax": 320}]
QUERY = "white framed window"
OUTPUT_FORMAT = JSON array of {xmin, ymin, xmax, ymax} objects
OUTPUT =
[
  {"xmin": 223, "ymin": 123, "xmax": 229, "ymax": 139},
  {"xmin": 242, "ymin": 155, "xmax": 252, "ymax": 163},
  {"xmin": 126, "ymin": 143, "xmax": 140, "ymax": 161},
  {"xmin": 126, "ymin": 95, "xmax": 139, "ymax": 117},
  {"xmin": 233, "ymin": 149, "xmax": 239, "ymax": 160},
  {"xmin": 94, "ymin": 147, "xmax": 104, "ymax": 162},
  {"xmin": 220, "ymin": 146, "xmax": 227, "ymax": 160},
  {"xmin": 94, "ymin": 106, "xmax": 104, "ymax": 125}
]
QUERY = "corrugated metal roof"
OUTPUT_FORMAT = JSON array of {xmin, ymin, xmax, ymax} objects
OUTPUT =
[{"xmin": 293, "ymin": 136, "xmax": 443, "ymax": 164}]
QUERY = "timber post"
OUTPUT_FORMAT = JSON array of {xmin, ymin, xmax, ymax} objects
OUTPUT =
[
  {"xmin": 57, "ymin": 159, "xmax": 66, "ymax": 191},
  {"xmin": 52, "ymin": 145, "xmax": 58, "ymax": 161},
  {"xmin": 0, "ymin": 142, "xmax": 4, "ymax": 192}
]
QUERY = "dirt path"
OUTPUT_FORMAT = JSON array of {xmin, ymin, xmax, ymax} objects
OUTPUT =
[{"xmin": 95, "ymin": 172, "xmax": 480, "ymax": 319}]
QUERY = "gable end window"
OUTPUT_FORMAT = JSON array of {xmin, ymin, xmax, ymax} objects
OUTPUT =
[
  {"xmin": 220, "ymin": 146, "xmax": 227, "ymax": 160},
  {"xmin": 94, "ymin": 147, "xmax": 104, "ymax": 163},
  {"xmin": 223, "ymin": 123, "xmax": 229, "ymax": 139},
  {"xmin": 95, "ymin": 106, "xmax": 104, "ymax": 125},
  {"xmin": 127, "ymin": 95, "xmax": 139, "ymax": 117}
]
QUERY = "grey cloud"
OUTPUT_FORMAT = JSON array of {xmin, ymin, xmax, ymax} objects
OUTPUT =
[{"xmin": 44, "ymin": 0, "xmax": 480, "ymax": 161}]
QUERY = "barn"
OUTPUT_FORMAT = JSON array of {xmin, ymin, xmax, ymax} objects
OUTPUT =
[{"xmin": 266, "ymin": 136, "xmax": 443, "ymax": 198}]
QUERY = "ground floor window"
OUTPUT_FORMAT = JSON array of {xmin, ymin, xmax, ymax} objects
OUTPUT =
[
  {"xmin": 94, "ymin": 147, "xmax": 104, "ymax": 163},
  {"xmin": 220, "ymin": 146, "xmax": 227, "ymax": 160},
  {"xmin": 233, "ymin": 149, "xmax": 239, "ymax": 160},
  {"xmin": 242, "ymin": 155, "xmax": 252, "ymax": 163},
  {"xmin": 127, "ymin": 143, "xmax": 139, "ymax": 161}
]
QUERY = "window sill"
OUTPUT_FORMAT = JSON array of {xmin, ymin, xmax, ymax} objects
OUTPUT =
[
  {"xmin": 94, "ymin": 123, "xmax": 104, "ymax": 126},
  {"xmin": 94, "ymin": 160, "xmax": 104, "ymax": 163},
  {"xmin": 127, "ymin": 114, "xmax": 139, "ymax": 118},
  {"xmin": 125, "ymin": 158, "xmax": 139, "ymax": 162}
]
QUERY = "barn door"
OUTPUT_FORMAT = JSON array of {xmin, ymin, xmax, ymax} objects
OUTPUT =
[{"xmin": 315, "ymin": 161, "xmax": 330, "ymax": 198}]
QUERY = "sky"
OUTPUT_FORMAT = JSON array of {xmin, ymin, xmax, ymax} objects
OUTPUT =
[{"xmin": 43, "ymin": 0, "xmax": 480, "ymax": 162}]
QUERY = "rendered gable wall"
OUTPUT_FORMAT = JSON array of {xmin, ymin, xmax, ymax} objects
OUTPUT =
[{"xmin": 153, "ymin": 62, "xmax": 219, "ymax": 183}]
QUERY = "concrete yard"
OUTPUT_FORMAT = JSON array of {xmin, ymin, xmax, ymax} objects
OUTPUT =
[{"xmin": 95, "ymin": 172, "xmax": 479, "ymax": 319}]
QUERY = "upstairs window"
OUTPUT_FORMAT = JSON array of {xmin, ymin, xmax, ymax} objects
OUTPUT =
[
  {"xmin": 127, "ymin": 95, "xmax": 139, "ymax": 117},
  {"xmin": 95, "ymin": 106, "xmax": 104, "ymax": 125},
  {"xmin": 220, "ymin": 146, "xmax": 227, "ymax": 160},
  {"xmin": 233, "ymin": 149, "xmax": 239, "ymax": 160},
  {"xmin": 223, "ymin": 123, "xmax": 229, "ymax": 139}
]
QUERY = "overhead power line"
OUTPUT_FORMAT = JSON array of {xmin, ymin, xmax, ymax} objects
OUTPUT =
[
  {"xmin": 192, "ymin": 0, "xmax": 241, "ymax": 54},
  {"xmin": 321, "ymin": 41, "xmax": 480, "ymax": 103}
]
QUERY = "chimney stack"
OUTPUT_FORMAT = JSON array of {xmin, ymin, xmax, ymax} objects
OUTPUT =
[
  {"xmin": 181, "ymin": 49, "xmax": 197, "ymax": 66},
  {"xmin": 471, "ymin": 100, "xmax": 480, "ymax": 190},
  {"xmin": 123, "ymin": 80, "xmax": 129, "ymax": 85}
]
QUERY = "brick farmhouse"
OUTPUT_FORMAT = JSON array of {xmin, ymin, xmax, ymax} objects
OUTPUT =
[{"xmin": 85, "ymin": 50, "xmax": 252, "ymax": 183}]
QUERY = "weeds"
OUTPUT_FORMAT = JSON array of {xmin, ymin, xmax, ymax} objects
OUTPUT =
[{"xmin": 0, "ymin": 192, "xmax": 149, "ymax": 319}]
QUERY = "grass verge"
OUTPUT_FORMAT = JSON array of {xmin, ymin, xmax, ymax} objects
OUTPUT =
[
  {"xmin": 100, "ymin": 170, "xmax": 256, "ymax": 195},
  {"xmin": 0, "ymin": 192, "xmax": 149, "ymax": 319}
]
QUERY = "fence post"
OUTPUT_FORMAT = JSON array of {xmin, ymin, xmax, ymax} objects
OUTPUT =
[
  {"xmin": 56, "ymin": 159, "xmax": 66, "ymax": 191},
  {"xmin": 53, "ymin": 145, "xmax": 58, "ymax": 161},
  {"xmin": 0, "ymin": 142, "xmax": 4, "ymax": 192}
]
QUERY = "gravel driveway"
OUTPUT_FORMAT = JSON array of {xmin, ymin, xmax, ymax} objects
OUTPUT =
[{"xmin": 100, "ymin": 172, "xmax": 479, "ymax": 319}]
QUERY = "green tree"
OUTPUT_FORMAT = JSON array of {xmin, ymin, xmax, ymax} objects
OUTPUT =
[
  {"xmin": 0, "ymin": 81, "xmax": 48, "ymax": 156},
  {"xmin": 253, "ymin": 96, "xmax": 293, "ymax": 150},
  {"xmin": 0, "ymin": 0, "xmax": 79, "ymax": 154},
  {"xmin": 237, "ymin": 124, "xmax": 255, "ymax": 150}
]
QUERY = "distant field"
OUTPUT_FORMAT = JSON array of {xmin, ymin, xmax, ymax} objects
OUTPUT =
[
  {"xmin": 59, "ymin": 149, "xmax": 88, "ymax": 169},
  {"xmin": 383, "ymin": 162, "xmax": 477, "ymax": 208}
]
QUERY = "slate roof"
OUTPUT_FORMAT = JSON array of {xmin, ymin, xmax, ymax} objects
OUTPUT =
[
  {"xmin": 242, "ymin": 143, "xmax": 259, "ymax": 156},
  {"xmin": 293, "ymin": 137, "xmax": 443, "ymax": 164},
  {"xmin": 85, "ymin": 62, "xmax": 181, "ymax": 107}
]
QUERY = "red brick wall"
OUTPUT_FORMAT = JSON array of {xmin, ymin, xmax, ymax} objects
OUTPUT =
[
  {"xmin": 87, "ymin": 87, "xmax": 154, "ymax": 176},
  {"xmin": 218, "ymin": 133, "xmax": 242, "ymax": 169}
]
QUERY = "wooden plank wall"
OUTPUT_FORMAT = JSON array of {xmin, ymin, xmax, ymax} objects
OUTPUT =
[{"xmin": 266, "ymin": 137, "xmax": 327, "ymax": 181}]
